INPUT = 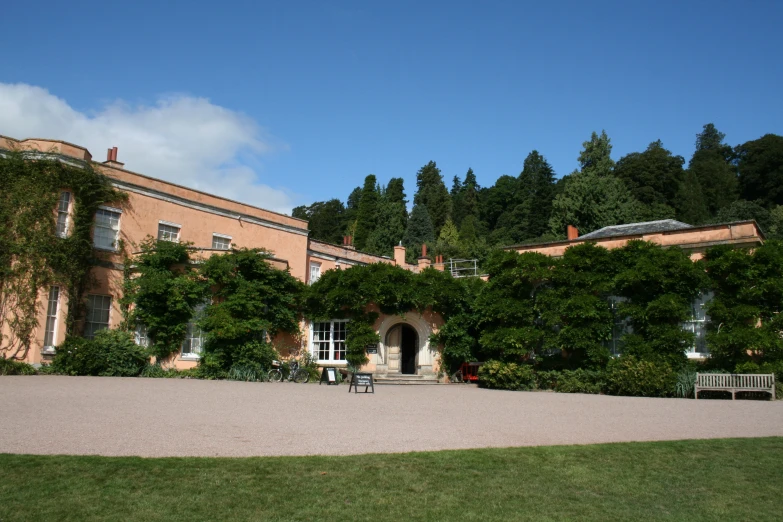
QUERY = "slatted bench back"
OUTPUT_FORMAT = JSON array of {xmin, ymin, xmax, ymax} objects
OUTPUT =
[{"xmin": 696, "ymin": 373, "xmax": 774, "ymax": 389}]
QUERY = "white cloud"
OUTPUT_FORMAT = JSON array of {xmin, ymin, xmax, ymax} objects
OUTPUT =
[{"xmin": 0, "ymin": 83, "xmax": 296, "ymax": 214}]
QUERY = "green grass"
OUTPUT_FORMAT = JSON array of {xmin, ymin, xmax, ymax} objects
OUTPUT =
[{"xmin": 1, "ymin": 438, "xmax": 781, "ymax": 521}]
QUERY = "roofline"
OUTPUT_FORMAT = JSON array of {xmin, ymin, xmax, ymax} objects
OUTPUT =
[
  {"xmin": 308, "ymin": 238, "xmax": 393, "ymax": 260},
  {"xmin": 502, "ymin": 220, "xmax": 766, "ymax": 251},
  {"xmin": 0, "ymin": 136, "xmax": 309, "ymax": 229}
]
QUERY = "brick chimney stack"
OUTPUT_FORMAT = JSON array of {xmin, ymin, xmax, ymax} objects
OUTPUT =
[
  {"xmin": 567, "ymin": 225, "xmax": 579, "ymax": 240},
  {"xmin": 103, "ymin": 146, "xmax": 125, "ymax": 168},
  {"xmin": 417, "ymin": 243, "xmax": 431, "ymax": 270},
  {"xmin": 393, "ymin": 243, "xmax": 406, "ymax": 266}
]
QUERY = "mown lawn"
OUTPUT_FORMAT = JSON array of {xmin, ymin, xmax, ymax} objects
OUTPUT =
[{"xmin": 1, "ymin": 438, "xmax": 781, "ymax": 521}]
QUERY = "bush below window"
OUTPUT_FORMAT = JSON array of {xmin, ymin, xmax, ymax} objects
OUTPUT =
[
  {"xmin": 477, "ymin": 360, "xmax": 536, "ymax": 391},
  {"xmin": 51, "ymin": 330, "xmax": 148, "ymax": 377}
]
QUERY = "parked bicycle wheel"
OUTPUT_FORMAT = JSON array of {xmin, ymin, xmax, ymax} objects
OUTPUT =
[
  {"xmin": 293, "ymin": 369, "xmax": 309, "ymax": 384},
  {"xmin": 267, "ymin": 369, "xmax": 283, "ymax": 382}
]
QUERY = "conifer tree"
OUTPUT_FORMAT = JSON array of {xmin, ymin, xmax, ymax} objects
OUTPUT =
[
  {"xmin": 517, "ymin": 151, "xmax": 556, "ymax": 240},
  {"xmin": 402, "ymin": 203, "xmax": 435, "ymax": 257},
  {"xmin": 688, "ymin": 123, "xmax": 739, "ymax": 216},
  {"xmin": 413, "ymin": 161, "xmax": 452, "ymax": 236},
  {"xmin": 354, "ymin": 175, "xmax": 380, "ymax": 250}
]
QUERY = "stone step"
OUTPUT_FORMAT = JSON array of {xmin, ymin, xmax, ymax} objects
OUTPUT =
[{"xmin": 373, "ymin": 375, "xmax": 442, "ymax": 385}]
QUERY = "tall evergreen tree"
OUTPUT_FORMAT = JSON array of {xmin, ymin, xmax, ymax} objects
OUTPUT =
[
  {"xmin": 688, "ymin": 123, "xmax": 739, "ymax": 216},
  {"xmin": 675, "ymin": 169, "xmax": 710, "ymax": 224},
  {"xmin": 342, "ymin": 186, "xmax": 362, "ymax": 237},
  {"xmin": 385, "ymin": 177, "xmax": 409, "ymax": 223},
  {"xmin": 453, "ymin": 168, "xmax": 480, "ymax": 229},
  {"xmin": 549, "ymin": 131, "xmax": 642, "ymax": 235},
  {"xmin": 291, "ymin": 199, "xmax": 346, "ymax": 244},
  {"xmin": 735, "ymin": 134, "xmax": 783, "ymax": 208},
  {"xmin": 413, "ymin": 161, "xmax": 452, "ymax": 236},
  {"xmin": 366, "ymin": 197, "xmax": 406, "ymax": 257},
  {"xmin": 516, "ymin": 150, "xmax": 556, "ymax": 240},
  {"xmin": 353, "ymin": 175, "xmax": 380, "ymax": 250},
  {"xmin": 578, "ymin": 130, "xmax": 615, "ymax": 177},
  {"xmin": 402, "ymin": 203, "xmax": 435, "ymax": 257}
]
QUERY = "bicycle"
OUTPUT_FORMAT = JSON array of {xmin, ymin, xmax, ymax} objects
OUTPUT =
[{"xmin": 267, "ymin": 359, "xmax": 310, "ymax": 383}]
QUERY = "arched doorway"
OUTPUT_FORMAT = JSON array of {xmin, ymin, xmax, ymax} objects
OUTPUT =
[{"xmin": 385, "ymin": 323, "xmax": 419, "ymax": 375}]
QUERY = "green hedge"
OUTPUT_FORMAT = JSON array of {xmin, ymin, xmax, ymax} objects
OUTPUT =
[
  {"xmin": 477, "ymin": 360, "xmax": 536, "ymax": 390},
  {"xmin": 604, "ymin": 356, "xmax": 676, "ymax": 397},
  {"xmin": 0, "ymin": 358, "xmax": 37, "ymax": 376},
  {"xmin": 536, "ymin": 369, "xmax": 605, "ymax": 394},
  {"xmin": 51, "ymin": 330, "xmax": 148, "ymax": 377}
]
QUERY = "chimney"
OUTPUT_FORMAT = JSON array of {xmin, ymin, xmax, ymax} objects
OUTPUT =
[
  {"xmin": 103, "ymin": 146, "xmax": 125, "ymax": 168},
  {"xmin": 345, "ymin": 235, "xmax": 355, "ymax": 250},
  {"xmin": 417, "ymin": 243, "xmax": 431, "ymax": 270},
  {"xmin": 434, "ymin": 254, "xmax": 445, "ymax": 271},
  {"xmin": 567, "ymin": 225, "xmax": 579, "ymax": 240},
  {"xmin": 393, "ymin": 244, "xmax": 406, "ymax": 266}
]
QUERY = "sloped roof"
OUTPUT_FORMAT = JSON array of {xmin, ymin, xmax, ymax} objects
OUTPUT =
[{"xmin": 578, "ymin": 219, "xmax": 693, "ymax": 240}]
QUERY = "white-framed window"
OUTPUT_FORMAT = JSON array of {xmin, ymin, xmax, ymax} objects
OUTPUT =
[
  {"xmin": 310, "ymin": 320, "xmax": 347, "ymax": 362},
  {"xmin": 134, "ymin": 323, "xmax": 150, "ymax": 347},
  {"xmin": 84, "ymin": 294, "xmax": 112, "ymax": 339},
  {"xmin": 93, "ymin": 207, "xmax": 121, "ymax": 251},
  {"xmin": 158, "ymin": 221, "xmax": 181, "ymax": 242},
  {"xmin": 56, "ymin": 192, "xmax": 71, "ymax": 238},
  {"xmin": 43, "ymin": 286, "xmax": 60, "ymax": 350},
  {"xmin": 309, "ymin": 262, "xmax": 321, "ymax": 285},
  {"xmin": 181, "ymin": 303, "xmax": 207, "ymax": 359},
  {"xmin": 212, "ymin": 234, "xmax": 231, "ymax": 250},
  {"xmin": 682, "ymin": 292, "xmax": 713, "ymax": 358}
]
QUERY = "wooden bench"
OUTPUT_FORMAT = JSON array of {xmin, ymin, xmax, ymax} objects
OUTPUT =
[{"xmin": 695, "ymin": 373, "xmax": 776, "ymax": 400}]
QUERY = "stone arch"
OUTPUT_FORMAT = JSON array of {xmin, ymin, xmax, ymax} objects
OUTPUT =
[{"xmin": 375, "ymin": 311, "xmax": 437, "ymax": 375}]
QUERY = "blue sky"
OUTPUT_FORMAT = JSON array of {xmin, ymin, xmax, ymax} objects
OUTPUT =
[{"xmin": 1, "ymin": 0, "xmax": 781, "ymax": 213}]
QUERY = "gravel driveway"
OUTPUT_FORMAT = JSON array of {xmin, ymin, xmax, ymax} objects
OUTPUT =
[{"xmin": 1, "ymin": 376, "xmax": 781, "ymax": 457}]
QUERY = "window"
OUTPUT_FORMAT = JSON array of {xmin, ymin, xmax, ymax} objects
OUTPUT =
[
  {"xmin": 605, "ymin": 296, "xmax": 632, "ymax": 356},
  {"xmin": 682, "ymin": 292, "xmax": 713, "ymax": 358},
  {"xmin": 56, "ymin": 192, "xmax": 71, "ymax": 238},
  {"xmin": 134, "ymin": 323, "xmax": 149, "ymax": 348},
  {"xmin": 43, "ymin": 286, "xmax": 60, "ymax": 350},
  {"xmin": 158, "ymin": 222, "xmax": 181, "ymax": 242},
  {"xmin": 311, "ymin": 320, "xmax": 347, "ymax": 362},
  {"xmin": 181, "ymin": 303, "xmax": 206, "ymax": 358},
  {"xmin": 212, "ymin": 234, "xmax": 231, "ymax": 250},
  {"xmin": 93, "ymin": 207, "xmax": 121, "ymax": 250},
  {"xmin": 309, "ymin": 262, "xmax": 321, "ymax": 284},
  {"xmin": 84, "ymin": 295, "xmax": 112, "ymax": 339}
]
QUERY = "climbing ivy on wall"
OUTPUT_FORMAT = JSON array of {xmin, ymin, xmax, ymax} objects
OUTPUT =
[
  {"xmin": 121, "ymin": 238, "xmax": 205, "ymax": 360},
  {"xmin": 304, "ymin": 263, "xmax": 474, "ymax": 367},
  {"xmin": 703, "ymin": 241, "xmax": 783, "ymax": 368},
  {"xmin": 198, "ymin": 248, "xmax": 305, "ymax": 372},
  {"xmin": 0, "ymin": 151, "xmax": 125, "ymax": 360}
]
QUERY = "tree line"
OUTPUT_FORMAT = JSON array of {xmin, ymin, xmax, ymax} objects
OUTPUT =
[{"xmin": 294, "ymin": 124, "xmax": 783, "ymax": 262}]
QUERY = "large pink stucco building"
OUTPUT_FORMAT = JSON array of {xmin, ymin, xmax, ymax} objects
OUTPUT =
[{"xmin": 0, "ymin": 136, "xmax": 443, "ymax": 379}]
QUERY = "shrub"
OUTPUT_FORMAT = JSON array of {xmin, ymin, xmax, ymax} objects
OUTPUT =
[
  {"xmin": 605, "ymin": 356, "xmax": 677, "ymax": 397},
  {"xmin": 227, "ymin": 364, "xmax": 261, "ymax": 382},
  {"xmin": 92, "ymin": 330, "xmax": 148, "ymax": 376},
  {"xmin": 51, "ymin": 330, "xmax": 148, "ymax": 377},
  {"xmin": 194, "ymin": 352, "xmax": 229, "ymax": 380},
  {"xmin": 675, "ymin": 367, "xmax": 697, "ymax": 398},
  {"xmin": 538, "ymin": 369, "xmax": 605, "ymax": 394},
  {"xmin": 51, "ymin": 336, "xmax": 103, "ymax": 376},
  {"xmin": 477, "ymin": 360, "xmax": 535, "ymax": 391},
  {"xmin": 0, "ymin": 358, "xmax": 37, "ymax": 376}
]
